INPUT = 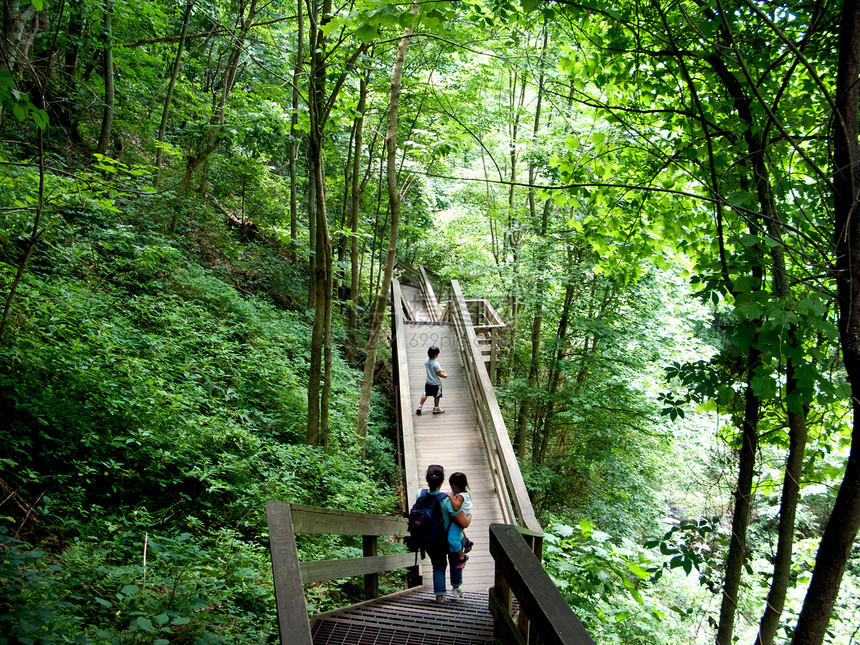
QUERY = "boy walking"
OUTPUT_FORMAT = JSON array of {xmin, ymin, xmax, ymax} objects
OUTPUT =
[{"xmin": 417, "ymin": 346, "xmax": 447, "ymax": 415}]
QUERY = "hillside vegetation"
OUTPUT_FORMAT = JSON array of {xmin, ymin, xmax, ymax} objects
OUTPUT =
[{"xmin": 0, "ymin": 179, "xmax": 400, "ymax": 640}]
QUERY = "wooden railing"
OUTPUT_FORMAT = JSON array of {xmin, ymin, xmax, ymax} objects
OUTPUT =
[
  {"xmin": 266, "ymin": 501, "xmax": 419, "ymax": 645},
  {"xmin": 464, "ymin": 296, "xmax": 506, "ymax": 382},
  {"xmin": 418, "ymin": 265, "xmax": 444, "ymax": 321},
  {"xmin": 449, "ymin": 280, "xmax": 541, "ymax": 534},
  {"xmin": 392, "ymin": 278, "xmax": 419, "ymax": 511},
  {"xmin": 490, "ymin": 524, "xmax": 596, "ymax": 645}
]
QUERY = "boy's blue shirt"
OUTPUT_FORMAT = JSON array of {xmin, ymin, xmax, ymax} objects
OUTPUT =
[{"xmin": 425, "ymin": 358, "xmax": 443, "ymax": 386}]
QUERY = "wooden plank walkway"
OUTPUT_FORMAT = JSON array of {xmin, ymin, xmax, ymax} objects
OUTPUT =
[
  {"xmin": 304, "ymin": 283, "xmax": 508, "ymax": 644},
  {"xmin": 400, "ymin": 285, "xmax": 507, "ymax": 595}
]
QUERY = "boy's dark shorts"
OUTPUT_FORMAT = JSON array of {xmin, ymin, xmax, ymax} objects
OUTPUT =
[{"xmin": 424, "ymin": 383, "xmax": 440, "ymax": 398}]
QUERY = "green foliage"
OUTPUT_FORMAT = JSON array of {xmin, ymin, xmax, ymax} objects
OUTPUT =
[
  {"xmin": 543, "ymin": 520, "xmax": 704, "ymax": 644},
  {"xmin": 0, "ymin": 72, "xmax": 48, "ymax": 130},
  {"xmin": 0, "ymin": 524, "xmax": 275, "ymax": 643},
  {"xmin": 0, "ymin": 528, "xmax": 74, "ymax": 644},
  {"xmin": 0, "ymin": 184, "xmax": 398, "ymax": 640}
]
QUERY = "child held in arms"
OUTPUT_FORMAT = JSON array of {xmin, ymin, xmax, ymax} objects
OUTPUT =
[{"xmin": 446, "ymin": 471, "xmax": 473, "ymax": 569}]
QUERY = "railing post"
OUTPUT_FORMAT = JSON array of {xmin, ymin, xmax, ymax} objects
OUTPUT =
[
  {"xmin": 490, "ymin": 326, "xmax": 498, "ymax": 383},
  {"xmin": 266, "ymin": 502, "xmax": 313, "ymax": 645},
  {"xmin": 363, "ymin": 534, "xmax": 379, "ymax": 599}
]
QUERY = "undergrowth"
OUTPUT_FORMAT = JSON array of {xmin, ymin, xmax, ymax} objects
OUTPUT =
[{"xmin": 0, "ymin": 173, "xmax": 399, "ymax": 642}]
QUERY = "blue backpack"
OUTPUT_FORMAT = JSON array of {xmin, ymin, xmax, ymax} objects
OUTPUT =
[{"xmin": 407, "ymin": 490, "xmax": 446, "ymax": 553}]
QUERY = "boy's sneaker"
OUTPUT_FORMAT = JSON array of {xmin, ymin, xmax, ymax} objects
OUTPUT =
[
  {"xmin": 450, "ymin": 586, "xmax": 464, "ymax": 599},
  {"xmin": 416, "ymin": 407, "xmax": 422, "ymax": 415},
  {"xmin": 432, "ymin": 407, "xmax": 445, "ymax": 414},
  {"xmin": 456, "ymin": 555, "xmax": 469, "ymax": 569},
  {"xmin": 464, "ymin": 539, "xmax": 474, "ymax": 553}
]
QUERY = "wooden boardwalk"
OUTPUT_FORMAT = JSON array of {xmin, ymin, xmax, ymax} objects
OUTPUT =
[
  {"xmin": 269, "ymin": 276, "xmax": 594, "ymax": 645},
  {"xmin": 401, "ymin": 284, "xmax": 507, "ymax": 595}
]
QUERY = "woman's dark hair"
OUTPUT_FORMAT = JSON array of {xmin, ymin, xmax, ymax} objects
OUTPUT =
[
  {"xmin": 427, "ymin": 346, "xmax": 440, "ymax": 358},
  {"xmin": 426, "ymin": 464, "xmax": 444, "ymax": 489},
  {"xmin": 449, "ymin": 472, "xmax": 468, "ymax": 491}
]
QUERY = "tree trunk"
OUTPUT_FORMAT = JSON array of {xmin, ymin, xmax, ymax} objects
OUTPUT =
[
  {"xmin": 179, "ymin": 0, "xmax": 257, "ymax": 196},
  {"xmin": 790, "ymin": 0, "xmax": 860, "ymax": 641},
  {"xmin": 155, "ymin": 0, "xmax": 192, "ymax": 177},
  {"xmin": 288, "ymin": 0, "xmax": 303, "ymax": 263},
  {"xmin": 356, "ymin": 7, "xmax": 416, "ymax": 449},
  {"xmin": 533, "ymin": 273, "xmax": 576, "ymax": 465},
  {"xmin": 716, "ymin": 347, "xmax": 761, "ymax": 645},
  {"xmin": 305, "ymin": 0, "xmax": 364, "ymax": 445},
  {"xmin": 64, "ymin": 2, "xmax": 83, "ymax": 82},
  {"xmin": 755, "ymin": 356, "xmax": 807, "ymax": 645},
  {"xmin": 514, "ymin": 27, "xmax": 548, "ymax": 459},
  {"xmin": 705, "ymin": 45, "xmax": 807, "ymax": 644},
  {"xmin": 348, "ymin": 67, "xmax": 368, "ymax": 333},
  {"xmin": 95, "ymin": 0, "xmax": 114, "ymax": 156},
  {"xmin": 504, "ymin": 69, "xmax": 527, "ymax": 360},
  {"xmin": 306, "ymin": 0, "xmax": 329, "ymax": 446},
  {"xmin": 321, "ymin": 171, "xmax": 334, "ymax": 447},
  {"xmin": 307, "ymin": 162, "xmax": 316, "ymax": 309},
  {"xmin": 1, "ymin": 0, "xmax": 38, "ymax": 76}
]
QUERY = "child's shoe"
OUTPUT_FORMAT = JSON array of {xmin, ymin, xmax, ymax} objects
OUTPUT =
[
  {"xmin": 450, "ymin": 586, "xmax": 464, "ymax": 599},
  {"xmin": 456, "ymin": 555, "xmax": 468, "ymax": 569},
  {"xmin": 433, "ymin": 407, "xmax": 445, "ymax": 414},
  {"xmin": 464, "ymin": 539, "xmax": 474, "ymax": 553}
]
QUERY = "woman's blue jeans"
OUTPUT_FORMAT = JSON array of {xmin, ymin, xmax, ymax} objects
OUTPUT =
[{"xmin": 430, "ymin": 550, "xmax": 462, "ymax": 597}]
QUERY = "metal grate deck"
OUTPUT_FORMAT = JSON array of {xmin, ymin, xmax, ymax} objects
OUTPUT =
[{"xmin": 310, "ymin": 588, "xmax": 493, "ymax": 645}]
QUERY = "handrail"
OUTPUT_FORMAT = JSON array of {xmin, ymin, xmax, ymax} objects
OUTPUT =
[
  {"xmin": 465, "ymin": 297, "xmax": 506, "ymax": 382},
  {"xmin": 490, "ymin": 524, "xmax": 595, "ymax": 645},
  {"xmin": 418, "ymin": 265, "xmax": 443, "ymax": 321},
  {"xmin": 465, "ymin": 297, "xmax": 506, "ymax": 329},
  {"xmin": 450, "ymin": 280, "xmax": 541, "ymax": 533},
  {"xmin": 266, "ymin": 501, "xmax": 420, "ymax": 645},
  {"xmin": 392, "ymin": 278, "xmax": 419, "ymax": 507}
]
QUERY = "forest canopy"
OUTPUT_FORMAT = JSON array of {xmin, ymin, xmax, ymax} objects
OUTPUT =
[{"xmin": 1, "ymin": 0, "xmax": 859, "ymax": 643}]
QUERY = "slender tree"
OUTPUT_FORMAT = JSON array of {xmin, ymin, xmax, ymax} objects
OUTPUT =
[
  {"xmin": 348, "ymin": 64, "xmax": 369, "ymax": 333},
  {"xmin": 791, "ymin": 0, "xmax": 860, "ymax": 641},
  {"xmin": 288, "ymin": 0, "xmax": 303, "ymax": 264},
  {"xmin": 305, "ymin": 0, "xmax": 366, "ymax": 445},
  {"xmin": 155, "ymin": 0, "xmax": 193, "ymax": 177},
  {"xmin": 95, "ymin": 0, "xmax": 114, "ymax": 156},
  {"xmin": 356, "ymin": 2, "xmax": 418, "ymax": 448}
]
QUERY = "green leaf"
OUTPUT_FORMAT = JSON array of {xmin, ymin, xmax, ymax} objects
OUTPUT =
[
  {"xmin": 32, "ymin": 108, "xmax": 49, "ymax": 129},
  {"xmin": 626, "ymin": 562, "xmax": 649, "ymax": 579},
  {"xmin": 750, "ymin": 373, "xmax": 777, "ymax": 400},
  {"xmin": 717, "ymin": 386, "xmax": 735, "ymax": 405},
  {"xmin": 135, "ymin": 617, "xmax": 155, "ymax": 632},
  {"xmin": 354, "ymin": 23, "xmax": 378, "ymax": 42}
]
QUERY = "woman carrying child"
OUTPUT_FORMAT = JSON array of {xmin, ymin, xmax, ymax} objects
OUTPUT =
[{"xmin": 419, "ymin": 465, "xmax": 471, "ymax": 602}]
